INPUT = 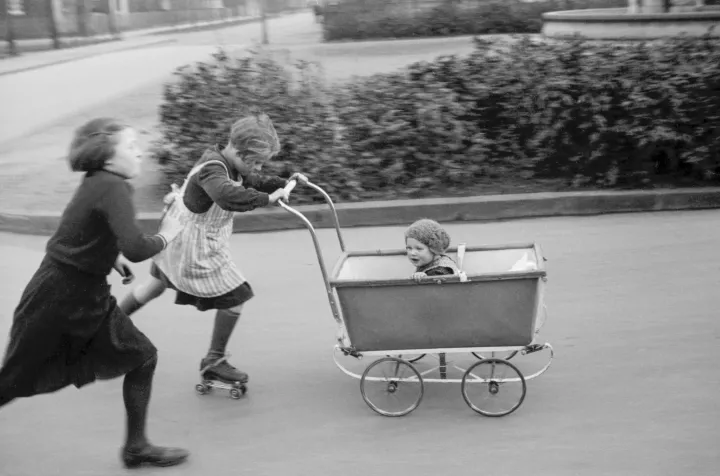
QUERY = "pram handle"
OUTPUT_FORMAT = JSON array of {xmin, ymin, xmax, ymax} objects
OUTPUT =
[
  {"xmin": 283, "ymin": 179, "xmax": 298, "ymax": 196},
  {"xmin": 277, "ymin": 178, "xmax": 346, "ymax": 325}
]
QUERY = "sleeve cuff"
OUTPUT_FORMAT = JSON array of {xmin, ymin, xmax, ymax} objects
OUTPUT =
[{"xmin": 155, "ymin": 233, "xmax": 168, "ymax": 250}]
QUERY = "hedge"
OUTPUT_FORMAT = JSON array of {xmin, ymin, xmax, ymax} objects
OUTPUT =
[
  {"xmin": 153, "ymin": 34, "xmax": 720, "ymax": 205},
  {"xmin": 322, "ymin": 0, "xmax": 628, "ymax": 41}
]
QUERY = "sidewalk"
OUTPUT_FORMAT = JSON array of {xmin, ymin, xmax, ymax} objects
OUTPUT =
[
  {"xmin": 0, "ymin": 13, "xmax": 268, "ymax": 77},
  {"xmin": 2, "ymin": 187, "xmax": 720, "ymax": 236}
]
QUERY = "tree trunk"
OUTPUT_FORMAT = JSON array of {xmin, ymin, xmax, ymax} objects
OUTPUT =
[
  {"xmin": 4, "ymin": 0, "xmax": 18, "ymax": 56},
  {"xmin": 46, "ymin": 0, "xmax": 60, "ymax": 49},
  {"xmin": 260, "ymin": 0, "xmax": 269, "ymax": 44}
]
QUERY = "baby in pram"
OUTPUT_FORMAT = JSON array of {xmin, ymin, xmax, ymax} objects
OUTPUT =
[{"xmin": 405, "ymin": 219, "xmax": 461, "ymax": 282}]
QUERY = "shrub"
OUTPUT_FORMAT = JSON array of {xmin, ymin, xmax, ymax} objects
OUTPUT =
[
  {"xmin": 153, "ymin": 34, "xmax": 720, "ymax": 205},
  {"xmin": 322, "ymin": 0, "xmax": 628, "ymax": 41}
]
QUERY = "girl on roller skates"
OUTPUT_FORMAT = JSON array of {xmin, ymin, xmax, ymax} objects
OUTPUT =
[
  {"xmin": 119, "ymin": 113, "xmax": 306, "ymax": 388},
  {"xmin": 0, "ymin": 118, "xmax": 189, "ymax": 469}
]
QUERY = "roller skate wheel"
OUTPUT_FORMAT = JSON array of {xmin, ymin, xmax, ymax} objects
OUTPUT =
[
  {"xmin": 195, "ymin": 384, "xmax": 209, "ymax": 395},
  {"xmin": 229, "ymin": 388, "xmax": 243, "ymax": 400}
]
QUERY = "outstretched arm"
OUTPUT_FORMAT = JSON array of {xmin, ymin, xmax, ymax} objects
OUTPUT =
[
  {"xmin": 197, "ymin": 163, "xmax": 272, "ymax": 212},
  {"xmin": 243, "ymin": 172, "xmax": 288, "ymax": 194},
  {"xmin": 99, "ymin": 180, "xmax": 166, "ymax": 263}
]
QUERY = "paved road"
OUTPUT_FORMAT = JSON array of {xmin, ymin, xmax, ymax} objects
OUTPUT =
[
  {"xmin": 1, "ymin": 211, "xmax": 719, "ymax": 475},
  {"xmin": 0, "ymin": 13, "xmax": 316, "ymax": 145},
  {"xmin": 0, "ymin": 11, "xmax": 479, "ymax": 147}
]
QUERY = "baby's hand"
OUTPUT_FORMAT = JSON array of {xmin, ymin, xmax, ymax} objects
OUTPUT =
[{"xmin": 411, "ymin": 272, "xmax": 427, "ymax": 282}]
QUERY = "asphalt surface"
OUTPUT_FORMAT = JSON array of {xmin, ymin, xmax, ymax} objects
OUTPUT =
[
  {"xmin": 1, "ymin": 210, "xmax": 719, "ymax": 475},
  {"xmin": 0, "ymin": 11, "xmax": 479, "ymax": 146}
]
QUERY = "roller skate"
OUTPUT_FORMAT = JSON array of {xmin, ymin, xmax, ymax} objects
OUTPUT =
[{"xmin": 194, "ymin": 353, "xmax": 248, "ymax": 400}]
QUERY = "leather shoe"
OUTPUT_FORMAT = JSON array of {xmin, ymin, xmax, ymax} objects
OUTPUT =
[{"xmin": 122, "ymin": 444, "xmax": 189, "ymax": 469}]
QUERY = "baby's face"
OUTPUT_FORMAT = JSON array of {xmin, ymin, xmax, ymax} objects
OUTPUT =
[{"xmin": 406, "ymin": 238, "xmax": 434, "ymax": 268}]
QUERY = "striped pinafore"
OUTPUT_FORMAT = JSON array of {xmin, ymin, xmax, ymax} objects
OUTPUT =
[{"xmin": 153, "ymin": 160, "xmax": 245, "ymax": 298}]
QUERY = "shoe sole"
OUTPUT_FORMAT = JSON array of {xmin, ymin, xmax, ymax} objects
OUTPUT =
[{"xmin": 124, "ymin": 455, "xmax": 189, "ymax": 469}]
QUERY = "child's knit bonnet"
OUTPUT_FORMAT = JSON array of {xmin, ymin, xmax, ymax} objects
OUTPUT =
[{"xmin": 404, "ymin": 219, "xmax": 451, "ymax": 255}]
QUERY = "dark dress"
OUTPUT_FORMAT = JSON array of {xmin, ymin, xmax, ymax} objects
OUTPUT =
[
  {"xmin": 149, "ymin": 146, "xmax": 286, "ymax": 311},
  {"xmin": 0, "ymin": 171, "xmax": 164, "ymax": 404}
]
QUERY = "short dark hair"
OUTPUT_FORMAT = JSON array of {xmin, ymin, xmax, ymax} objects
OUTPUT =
[{"xmin": 68, "ymin": 117, "xmax": 128, "ymax": 172}]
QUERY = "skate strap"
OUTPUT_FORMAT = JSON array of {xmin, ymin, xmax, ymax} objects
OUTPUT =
[{"xmin": 199, "ymin": 353, "xmax": 230, "ymax": 374}]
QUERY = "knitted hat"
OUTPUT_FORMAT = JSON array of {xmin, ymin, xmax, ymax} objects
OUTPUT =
[{"xmin": 405, "ymin": 219, "xmax": 451, "ymax": 255}]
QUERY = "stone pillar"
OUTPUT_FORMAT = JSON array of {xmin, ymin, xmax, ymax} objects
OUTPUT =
[
  {"xmin": 106, "ymin": 0, "xmax": 120, "ymax": 35},
  {"xmin": 51, "ymin": 0, "xmax": 64, "ymax": 26},
  {"xmin": 76, "ymin": 0, "xmax": 90, "ymax": 36},
  {"xmin": 117, "ymin": 0, "xmax": 129, "ymax": 14}
]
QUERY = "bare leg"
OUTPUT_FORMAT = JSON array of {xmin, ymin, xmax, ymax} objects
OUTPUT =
[{"xmin": 120, "ymin": 277, "xmax": 167, "ymax": 318}]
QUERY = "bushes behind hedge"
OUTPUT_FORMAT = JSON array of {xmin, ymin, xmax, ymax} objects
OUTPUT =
[
  {"xmin": 322, "ymin": 0, "xmax": 628, "ymax": 41},
  {"xmin": 154, "ymin": 35, "xmax": 720, "ymax": 205}
]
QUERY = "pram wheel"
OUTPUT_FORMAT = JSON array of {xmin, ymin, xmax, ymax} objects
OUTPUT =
[
  {"xmin": 360, "ymin": 357, "xmax": 424, "ymax": 417},
  {"xmin": 229, "ymin": 388, "xmax": 244, "ymax": 400},
  {"xmin": 461, "ymin": 358, "xmax": 526, "ymax": 417}
]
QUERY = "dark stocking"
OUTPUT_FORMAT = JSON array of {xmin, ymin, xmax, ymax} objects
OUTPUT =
[
  {"xmin": 207, "ymin": 308, "xmax": 241, "ymax": 359},
  {"xmin": 122, "ymin": 354, "xmax": 157, "ymax": 450}
]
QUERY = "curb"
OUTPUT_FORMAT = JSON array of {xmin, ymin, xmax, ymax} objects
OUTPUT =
[
  {"xmin": 2, "ymin": 188, "xmax": 720, "ymax": 237},
  {"xmin": 0, "ymin": 38, "xmax": 176, "ymax": 77}
]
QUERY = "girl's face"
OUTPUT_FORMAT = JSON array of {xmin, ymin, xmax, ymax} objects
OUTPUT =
[
  {"xmin": 225, "ymin": 144, "xmax": 269, "ymax": 175},
  {"xmin": 104, "ymin": 128, "xmax": 142, "ymax": 179},
  {"xmin": 406, "ymin": 237, "xmax": 435, "ymax": 268}
]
